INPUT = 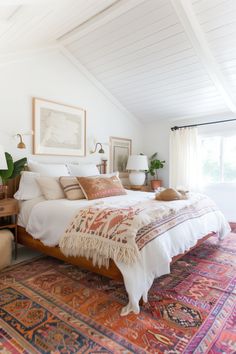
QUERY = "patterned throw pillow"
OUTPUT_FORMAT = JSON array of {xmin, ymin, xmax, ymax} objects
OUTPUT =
[
  {"xmin": 77, "ymin": 175, "xmax": 127, "ymax": 200},
  {"xmin": 59, "ymin": 176, "xmax": 85, "ymax": 200}
]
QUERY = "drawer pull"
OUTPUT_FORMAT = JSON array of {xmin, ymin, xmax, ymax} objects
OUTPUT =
[{"xmin": 0, "ymin": 207, "xmax": 4, "ymax": 211}]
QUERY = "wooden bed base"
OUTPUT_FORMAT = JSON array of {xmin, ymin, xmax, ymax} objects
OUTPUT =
[
  {"xmin": 17, "ymin": 226, "xmax": 123, "ymax": 281},
  {"xmin": 17, "ymin": 226, "xmax": 214, "ymax": 282}
]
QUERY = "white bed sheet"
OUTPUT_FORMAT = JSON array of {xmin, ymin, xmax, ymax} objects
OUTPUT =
[
  {"xmin": 18, "ymin": 196, "xmax": 46, "ymax": 227},
  {"xmin": 21, "ymin": 191, "xmax": 154, "ymax": 245},
  {"xmin": 19, "ymin": 191, "xmax": 230, "ymax": 315}
]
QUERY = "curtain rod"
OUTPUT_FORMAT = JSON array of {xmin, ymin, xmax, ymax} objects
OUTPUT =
[{"xmin": 171, "ymin": 118, "xmax": 236, "ymax": 131}]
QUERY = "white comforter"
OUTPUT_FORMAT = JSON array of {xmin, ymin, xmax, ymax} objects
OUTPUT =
[{"xmin": 18, "ymin": 191, "xmax": 230, "ymax": 315}]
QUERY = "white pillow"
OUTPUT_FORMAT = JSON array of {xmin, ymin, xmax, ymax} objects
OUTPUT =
[
  {"xmin": 28, "ymin": 161, "xmax": 70, "ymax": 177},
  {"xmin": 67, "ymin": 163, "xmax": 100, "ymax": 177},
  {"xmin": 14, "ymin": 171, "xmax": 42, "ymax": 200},
  {"xmin": 36, "ymin": 176, "xmax": 65, "ymax": 200},
  {"xmin": 87, "ymin": 171, "xmax": 119, "ymax": 179}
]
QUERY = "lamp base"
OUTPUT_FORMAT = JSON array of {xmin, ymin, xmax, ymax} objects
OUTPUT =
[{"xmin": 129, "ymin": 171, "xmax": 146, "ymax": 186}]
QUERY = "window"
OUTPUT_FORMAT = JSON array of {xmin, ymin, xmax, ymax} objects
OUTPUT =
[{"xmin": 200, "ymin": 135, "xmax": 236, "ymax": 183}]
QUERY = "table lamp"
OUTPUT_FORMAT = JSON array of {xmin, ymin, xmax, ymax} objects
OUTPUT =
[{"xmin": 126, "ymin": 155, "xmax": 148, "ymax": 186}]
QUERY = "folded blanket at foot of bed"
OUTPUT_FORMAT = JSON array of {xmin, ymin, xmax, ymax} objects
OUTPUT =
[{"xmin": 59, "ymin": 194, "xmax": 218, "ymax": 268}]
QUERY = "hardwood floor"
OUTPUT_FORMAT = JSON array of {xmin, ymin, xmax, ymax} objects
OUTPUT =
[{"xmin": 12, "ymin": 245, "xmax": 43, "ymax": 265}]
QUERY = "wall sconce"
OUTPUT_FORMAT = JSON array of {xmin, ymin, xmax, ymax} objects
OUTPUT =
[
  {"xmin": 16, "ymin": 134, "xmax": 26, "ymax": 149},
  {"xmin": 90, "ymin": 142, "xmax": 105, "ymax": 154}
]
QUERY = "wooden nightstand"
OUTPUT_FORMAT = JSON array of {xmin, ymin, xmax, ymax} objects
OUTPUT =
[
  {"xmin": 0, "ymin": 198, "xmax": 19, "ymax": 259},
  {"xmin": 124, "ymin": 185, "xmax": 154, "ymax": 192}
]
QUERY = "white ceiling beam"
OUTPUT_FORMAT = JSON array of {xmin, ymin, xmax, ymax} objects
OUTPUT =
[
  {"xmin": 171, "ymin": 0, "xmax": 236, "ymax": 113},
  {"xmin": 58, "ymin": 0, "xmax": 147, "ymax": 44}
]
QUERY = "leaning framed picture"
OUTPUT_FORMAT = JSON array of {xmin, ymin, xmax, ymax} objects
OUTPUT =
[
  {"xmin": 33, "ymin": 98, "xmax": 86, "ymax": 156},
  {"xmin": 110, "ymin": 136, "xmax": 132, "ymax": 177}
]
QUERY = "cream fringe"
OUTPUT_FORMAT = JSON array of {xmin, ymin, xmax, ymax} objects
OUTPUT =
[
  {"xmin": 59, "ymin": 201, "xmax": 175, "ymax": 268},
  {"xmin": 59, "ymin": 233, "xmax": 140, "ymax": 268}
]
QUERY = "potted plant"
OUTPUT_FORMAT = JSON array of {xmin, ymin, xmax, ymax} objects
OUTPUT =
[
  {"xmin": 0, "ymin": 152, "xmax": 27, "ymax": 198},
  {"xmin": 148, "ymin": 152, "xmax": 165, "ymax": 190}
]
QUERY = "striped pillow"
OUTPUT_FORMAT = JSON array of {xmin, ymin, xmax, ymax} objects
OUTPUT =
[{"xmin": 59, "ymin": 176, "xmax": 85, "ymax": 200}]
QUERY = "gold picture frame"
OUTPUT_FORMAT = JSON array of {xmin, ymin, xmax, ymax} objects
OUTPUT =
[
  {"xmin": 110, "ymin": 136, "xmax": 132, "ymax": 177},
  {"xmin": 33, "ymin": 98, "xmax": 86, "ymax": 156}
]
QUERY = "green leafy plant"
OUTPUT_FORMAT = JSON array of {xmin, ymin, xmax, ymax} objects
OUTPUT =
[
  {"xmin": 0, "ymin": 152, "xmax": 27, "ymax": 185},
  {"xmin": 148, "ymin": 152, "xmax": 165, "ymax": 180}
]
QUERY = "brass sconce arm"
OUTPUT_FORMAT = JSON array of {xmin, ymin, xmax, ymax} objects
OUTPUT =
[
  {"xmin": 16, "ymin": 134, "xmax": 26, "ymax": 149},
  {"xmin": 90, "ymin": 142, "xmax": 104, "ymax": 154}
]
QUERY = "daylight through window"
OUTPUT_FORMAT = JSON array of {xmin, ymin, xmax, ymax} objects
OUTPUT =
[{"xmin": 200, "ymin": 135, "xmax": 236, "ymax": 183}]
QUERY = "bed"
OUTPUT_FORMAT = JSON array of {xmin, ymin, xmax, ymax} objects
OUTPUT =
[{"xmin": 8, "ymin": 163, "xmax": 230, "ymax": 315}]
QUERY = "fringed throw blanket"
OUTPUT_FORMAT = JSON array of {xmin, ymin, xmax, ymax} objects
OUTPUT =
[
  {"xmin": 59, "ymin": 195, "xmax": 218, "ymax": 268},
  {"xmin": 59, "ymin": 200, "xmax": 171, "ymax": 267}
]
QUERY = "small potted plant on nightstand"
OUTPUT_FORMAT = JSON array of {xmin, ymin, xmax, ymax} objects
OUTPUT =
[
  {"xmin": 0, "ymin": 152, "xmax": 27, "ymax": 198},
  {"xmin": 148, "ymin": 152, "xmax": 165, "ymax": 190}
]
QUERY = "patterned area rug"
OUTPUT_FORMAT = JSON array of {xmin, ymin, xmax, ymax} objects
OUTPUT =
[{"xmin": 0, "ymin": 233, "xmax": 235, "ymax": 354}]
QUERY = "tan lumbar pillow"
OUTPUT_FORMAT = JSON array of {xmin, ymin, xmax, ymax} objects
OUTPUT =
[{"xmin": 155, "ymin": 188, "xmax": 188, "ymax": 201}]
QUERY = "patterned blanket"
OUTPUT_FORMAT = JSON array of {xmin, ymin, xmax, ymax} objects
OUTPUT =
[{"xmin": 59, "ymin": 195, "xmax": 218, "ymax": 267}]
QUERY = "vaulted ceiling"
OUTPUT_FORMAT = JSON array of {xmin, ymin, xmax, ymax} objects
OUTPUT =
[{"xmin": 1, "ymin": 0, "xmax": 236, "ymax": 123}]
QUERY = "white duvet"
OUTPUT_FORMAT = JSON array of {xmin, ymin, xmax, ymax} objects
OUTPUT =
[{"xmin": 18, "ymin": 190, "xmax": 230, "ymax": 315}]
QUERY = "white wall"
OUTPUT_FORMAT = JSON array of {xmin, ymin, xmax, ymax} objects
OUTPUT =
[
  {"xmin": 0, "ymin": 49, "xmax": 143, "ymax": 168},
  {"xmin": 201, "ymin": 182, "xmax": 236, "ymax": 222},
  {"xmin": 143, "ymin": 119, "xmax": 171, "ymax": 186}
]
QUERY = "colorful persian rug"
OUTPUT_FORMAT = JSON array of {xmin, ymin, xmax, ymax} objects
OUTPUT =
[{"xmin": 0, "ymin": 233, "xmax": 235, "ymax": 353}]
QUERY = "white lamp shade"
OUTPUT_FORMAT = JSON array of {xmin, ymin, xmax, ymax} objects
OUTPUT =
[
  {"xmin": 0, "ymin": 146, "xmax": 7, "ymax": 170},
  {"xmin": 126, "ymin": 155, "xmax": 148, "ymax": 171}
]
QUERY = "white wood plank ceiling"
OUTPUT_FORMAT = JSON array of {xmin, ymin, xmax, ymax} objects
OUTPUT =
[
  {"xmin": 0, "ymin": 0, "xmax": 117, "ymax": 52},
  {"xmin": 1, "ymin": 0, "xmax": 236, "ymax": 122},
  {"xmin": 192, "ymin": 0, "xmax": 236, "ymax": 106}
]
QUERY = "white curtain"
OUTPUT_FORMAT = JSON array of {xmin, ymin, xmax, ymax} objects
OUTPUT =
[{"xmin": 169, "ymin": 127, "xmax": 199, "ymax": 190}]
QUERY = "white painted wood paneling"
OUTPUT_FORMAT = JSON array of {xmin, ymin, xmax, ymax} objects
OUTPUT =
[
  {"xmin": 0, "ymin": 0, "xmax": 117, "ymax": 52},
  {"xmin": 192, "ymin": 0, "xmax": 236, "ymax": 99},
  {"xmin": 64, "ymin": 0, "xmax": 229, "ymax": 121},
  {"xmin": 191, "ymin": 0, "xmax": 229, "ymax": 15}
]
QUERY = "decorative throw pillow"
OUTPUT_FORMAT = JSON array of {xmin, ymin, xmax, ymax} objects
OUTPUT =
[
  {"xmin": 59, "ymin": 176, "xmax": 85, "ymax": 200},
  {"xmin": 77, "ymin": 175, "xmax": 127, "ymax": 200},
  {"xmin": 36, "ymin": 176, "xmax": 65, "ymax": 200},
  {"xmin": 155, "ymin": 188, "xmax": 188, "ymax": 201}
]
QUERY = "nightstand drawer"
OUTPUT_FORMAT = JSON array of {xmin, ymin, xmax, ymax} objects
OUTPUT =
[{"xmin": 0, "ymin": 199, "xmax": 18, "ymax": 216}]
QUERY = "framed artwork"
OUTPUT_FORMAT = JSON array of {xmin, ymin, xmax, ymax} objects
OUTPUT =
[
  {"xmin": 110, "ymin": 136, "xmax": 132, "ymax": 177},
  {"xmin": 33, "ymin": 98, "xmax": 86, "ymax": 156}
]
